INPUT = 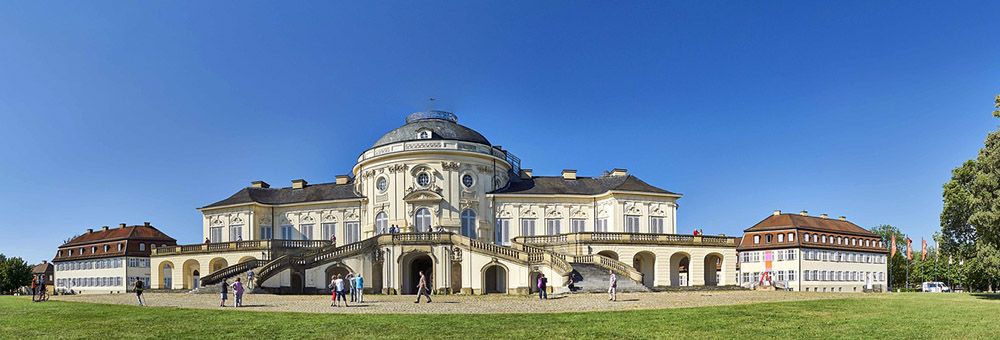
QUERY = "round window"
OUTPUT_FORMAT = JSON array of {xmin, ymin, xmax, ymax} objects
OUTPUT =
[
  {"xmin": 376, "ymin": 177, "xmax": 388, "ymax": 192},
  {"xmin": 417, "ymin": 173, "xmax": 430, "ymax": 187},
  {"xmin": 462, "ymin": 174, "xmax": 474, "ymax": 188}
]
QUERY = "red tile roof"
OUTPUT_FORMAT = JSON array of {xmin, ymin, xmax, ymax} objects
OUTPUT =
[{"xmin": 60, "ymin": 225, "xmax": 175, "ymax": 247}]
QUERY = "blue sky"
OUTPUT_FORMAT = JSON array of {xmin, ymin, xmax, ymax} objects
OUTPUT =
[{"xmin": 1, "ymin": 1, "xmax": 998, "ymax": 264}]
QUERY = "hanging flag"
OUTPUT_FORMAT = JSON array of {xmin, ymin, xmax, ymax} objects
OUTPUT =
[
  {"xmin": 891, "ymin": 234, "xmax": 897, "ymax": 258},
  {"xmin": 906, "ymin": 237, "xmax": 912, "ymax": 260},
  {"xmin": 921, "ymin": 238, "xmax": 927, "ymax": 261}
]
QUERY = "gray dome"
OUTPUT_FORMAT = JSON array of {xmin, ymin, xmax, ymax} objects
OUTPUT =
[{"xmin": 372, "ymin": 111, "xmax": 491, "ymax": 148}]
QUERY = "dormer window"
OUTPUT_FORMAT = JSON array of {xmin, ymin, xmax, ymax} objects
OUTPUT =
[{"xmin": 416, "ymin": 129, "xmax": 432, "ymax": 139}]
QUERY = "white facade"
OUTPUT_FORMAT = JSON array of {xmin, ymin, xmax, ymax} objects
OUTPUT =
[{"xmin": 54, "ymin": 256, "xmax": 151, "ymax": 294}]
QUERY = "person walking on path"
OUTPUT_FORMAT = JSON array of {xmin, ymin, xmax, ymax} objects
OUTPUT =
[
  {"xmin": 220, "ymin": 279, "xmax": 229, "ymax": 307},
  {"xmin": 246, "ymin": 270, "xmax": 255, "ymax": 290},
  {"xmin": 354, "ymin": 273, "xmax": 365, "ymax": 303},
  {"xmin": 537, "ymin": 274, "xmax": 548, "ymax": 300},
  {"xmin": 414, "ymin": 270, "xmax": 432, "ymax": 303},
  {"xmin": 30, "ymin": 276, "xmax": 38, "ymax": 302},
  {"xmin": 134, "ymin": 279, "xmax": 145, "ymax": 306},
  {"xmin": 347, "ymin": 274, "xmax": 357, "ymax": 303},
  {"xmin": 327, "ymin": 274, "xmax": 337, "ymax": 307},
  {"xmin": 231, "ymin": 277, "xmax": 245, "ymax": 307},
  {"xmin": 608, "ymin": 270, "xmax": 617, "ymax": 302}
]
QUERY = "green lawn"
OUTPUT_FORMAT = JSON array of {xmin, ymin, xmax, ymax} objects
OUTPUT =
[{"xmin": 2, "ymin": 293, "xmax": 998, "ymax": 339}]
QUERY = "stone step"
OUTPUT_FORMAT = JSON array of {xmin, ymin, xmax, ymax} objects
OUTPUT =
[{"xmin": 556, "ymin": 263, "xmax": 650, "ymax": 294}]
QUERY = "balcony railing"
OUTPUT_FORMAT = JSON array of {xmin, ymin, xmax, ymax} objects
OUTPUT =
[
  {"xmin": 152, "ymin": 239, "xmax": 332, "ymax": 256},
  {"xmin": 514, "ymin": 232, "xmax": 738, "ymax": 247}
]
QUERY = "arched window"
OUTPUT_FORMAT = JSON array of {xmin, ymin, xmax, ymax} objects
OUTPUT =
[
  {"xmin": 777, "ymin": 233, "xmax": 784, "ymax": 242},
  {"xmin": 788, "ymin": 232, "xmax": 795, "ymax": 242},
  {"xmin": 414, "ymin": 208, "xmax": 431, "ymax": 232},
  {"xmin": 376, "ymin": 212, "xmax": 388, "ymax": 234},
  {"xmin": 461, "ymin": 209, "xmax": 477, "ymax": 239}
]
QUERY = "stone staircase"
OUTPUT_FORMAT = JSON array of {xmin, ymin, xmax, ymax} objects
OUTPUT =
[{"xmin": 558, "ymin": 263, "xmax": 649, "ymax": 294}]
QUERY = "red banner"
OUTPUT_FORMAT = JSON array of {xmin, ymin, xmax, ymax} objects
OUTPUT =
[
  {"xmin": 921, "ymin": 238, "xmax": 927, "ymax": 261},
  {"xmin": 891, "ymin": 234, "xmax": 897, "ymax": 258},
  {"xmin": 907, "ymin": 238, "xmax": 912, "ymax": 260}
]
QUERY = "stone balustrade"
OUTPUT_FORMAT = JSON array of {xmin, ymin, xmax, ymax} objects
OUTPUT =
[
  {"xmin": 515, "ymin": 232, "xmax": 737, "ymax": 247},
  {"xmin": 152, "ymin": 239, "xmax": 332, "ymax": 256}
]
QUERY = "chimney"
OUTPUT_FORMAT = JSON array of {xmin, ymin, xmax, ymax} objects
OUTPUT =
[
  {"xmin": 251, "ymin": 181, "xmax": 270, "ymax": 189},
  {"xmin": 292, "ymin": 179, "xmax": 308, "ymax": 189},
  {"xmin": 519, "ymin": 168, "xmax": 533, "ymax": 179},
  {"xmin": 144, "ymin": 221, "xmax": 151, "ymax": 227},
  {"xmin": 86, "ymin": 228, "xmax": 93, "ymax": 233},
  {"xmin": 101, "ymin": 226, "xmax": 109, "ymax": 231},
  {"xmin": 336, "ymin": 175, "xmax": 350, "ymax": 185},
  {"xmin": 820, "ymin": 214, "xmax": 828, "ymax": 219},
  {"xmin": 119, "ymin": 223, "xmax": 126, "ymax": 228},
  {"xmin": 838, "ymin": 216, "xmax": 847, "ymax": 221},
  {"xmin": 562, "ymin": 169, "xmax": 577, "ymax": 180},
  {"xmin": 799, "ymin": 210, "xmax": 808, "ymax": 216},
  {"xmin": 610, "ymin": 168, "xmax": 628, "ymax": 177},
  {"xmin": 773, "ymin": 210, "xmax": 781, "ymax": 216}
]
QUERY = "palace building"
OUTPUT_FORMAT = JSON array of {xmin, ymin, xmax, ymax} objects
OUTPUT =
[
  {"xmin": 53, "ymin": 223, "xmax": 176, "ymax": 294},
  {"xmin": 149, "ymin": 110, "xmax": 741, "ymax": 294},
  {"xmin": 736, "ymin": 211, "xmax": 888, "ymax": 292}
]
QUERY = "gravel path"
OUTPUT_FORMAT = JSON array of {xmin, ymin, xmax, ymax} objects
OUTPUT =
[{"xmin": 52, "ymin": 290, "xmax": 874, "ymax": 314}]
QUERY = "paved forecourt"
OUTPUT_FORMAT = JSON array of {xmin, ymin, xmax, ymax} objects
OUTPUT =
[{"xmin": 51, "ymin": 290, "xmax": 871, "ymax": 314}]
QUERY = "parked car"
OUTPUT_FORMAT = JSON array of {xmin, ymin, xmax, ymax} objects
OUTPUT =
[{"xmin": 921, "ymin": 282, "xmax": 950, "ymax": 292}]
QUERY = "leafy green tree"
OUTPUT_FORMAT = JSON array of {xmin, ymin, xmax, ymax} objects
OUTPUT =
[
  {"xmin": 0, "ymin": 254, "xmax": 33, "ymax": 294},
  {"xmin": 967, "ymin": 242, "xmax": 1000, "ymax": 292}
]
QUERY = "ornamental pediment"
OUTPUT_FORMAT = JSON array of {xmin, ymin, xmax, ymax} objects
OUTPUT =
[{"xmin": 403, "ymin": 190, "xmax": 444, "ymax": 202}]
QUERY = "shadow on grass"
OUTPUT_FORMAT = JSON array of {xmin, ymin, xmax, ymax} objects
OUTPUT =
[{"xmin": 971, "ymin": 293, "xmax": 1000, "ymax": 300}]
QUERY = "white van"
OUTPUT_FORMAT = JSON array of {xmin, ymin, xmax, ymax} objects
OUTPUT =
[{"xmin": 921, "ymin": 282, "xmax": 950, "ymax": 293}]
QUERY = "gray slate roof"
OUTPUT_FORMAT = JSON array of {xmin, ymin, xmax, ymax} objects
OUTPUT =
[
  {"xmin": 492, "ymin": 175, "xmax": 679, "ymax": 196},
  {"xmin": 202, "ymin": 181, "xmax": 364, "ymax": 209},
  {"xmin": 372, "ymin": 111, "xmax": 491, "ymax": 148}
]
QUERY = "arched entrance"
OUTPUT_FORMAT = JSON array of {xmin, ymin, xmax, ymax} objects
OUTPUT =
[
  {"xmin": 182, "ymin": 259, "xmax": 201, "ymax": 289},
  {"xmin": 325, "ymin": 264, "xmax": 351, "ymax": 292},
  {"xmin": 528, "ymin": 271, "xmax": 541, "ymax": 294},
  {"xmin": 597, "ymin": 250, "xmax": 619, "ymax": 261},
  {"xmin": 237, "ymin": 256, "xmax": 256, "ymax": 264},
  {"xmin": 159, "ymin": 261, "xmax": 174, "ymax": 290},
  {"xmin": 632, "ymin": 251, "xmax": 656, "ymax": 288},
  {"xmin": 402, "ymin": 253, "xmax": 433, "ymax": 295},
  {"xmin": 704, "ymin": 253, "xmax": 723, "ymax": 286},
  {"xmin": 290, "ymin": 272, "xmax": 304, "ymax": 294},
  {"xmin": 209, "ymin": 258, "xmax": 229, "ymax": 274},
  {"xmin": 482, "ymin": 264, "xmax": 508, "ymax": 294},
  {"xmin": 451, "ymin": 262, "xmax": 462, "ymax": 293},
  {"xmin": 669, "ymin": 252, "xmax": 690, "ymax": 286}
]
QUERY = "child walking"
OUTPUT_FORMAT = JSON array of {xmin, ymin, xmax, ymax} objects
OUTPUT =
[{"xmin": 220, "ymin": 279, "xmax": 229, "ymax": 307}]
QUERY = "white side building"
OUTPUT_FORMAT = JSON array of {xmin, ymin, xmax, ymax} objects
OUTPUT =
[
  {"xmin": 53, "ymin": 223, "xmax": 176, "ymax": 294},
  {"xmin": 737, "ymin": 210, "xmax": 888, "ymax": 292}
]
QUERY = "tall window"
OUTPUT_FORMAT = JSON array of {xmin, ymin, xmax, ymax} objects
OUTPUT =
[
  {"xmin": 545, "ymin": 218, "xmax": 561, "ymax": 235},
  {"xmin": 230, "ymin": 224, "xmax": 243, "ymax": 241},
  {"xmin": 753, "ymin": 235, "xmax": 761, "ymax": 244},
  {"xmin": 210, "ymin": 227, "xmax": 223, "ymax": 243},
  {"xmin": 376, "ymin": 212, "xmax": 388, "ymax": 234},
  {"xmin": 281, "ymin": 225, "xmax": 294, "ymax": 240},
  {"xmin": 495, "ymin": 218, "xmax": 510, "ymax": 245},
  {"xmin": 260, "ymin": 225, "xmax": 273, "ymax": 240},
  {"xmin": 788, "ymin": 232, "xmax": 795, "ymax": 242},
  {"xmin": 649, "ymin": 217, "xmax": 665, "ymax": 234},
  {"xmin": 345, "ymin": 221, "xmax": 361, "ymax": 243},
  {"xmin": 595, "ymin": 218, "xmax": 608, "ymax": 232},
  {"xmin": 571, "ymin": 219, "xmax": 586, "ymax": 233},
  {"xmin": 624, "ymin": 215, "xmax": 640, "ymax": 233},
  {"xmin": 520, "ymin": 219, "xmax": 536, "ymax": 237},
  {"xmin": 778, "ymin": 233, "xmax": 785, "ymax": 242},
  {"xmin": 461, "ymin": 210, "xmax": 477, "ymax": 239},
  {"xmin": 300, "ymin": 224, "xmax": 314, "ymax": 240},
  {"xmin": 322, "ymin": 223, "xmax": 336, "ymax": 241},
  {"xmin": 414, "ymin": 208, "xmax": 431, "ymax": 232}
]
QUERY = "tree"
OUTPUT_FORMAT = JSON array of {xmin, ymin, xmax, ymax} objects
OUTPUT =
[{"xmin": 0, "ymin": 254, "xmax": 33, "ymax": 294}]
